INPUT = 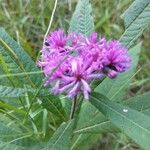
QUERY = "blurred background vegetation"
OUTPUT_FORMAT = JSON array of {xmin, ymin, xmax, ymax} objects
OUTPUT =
[{"xmin": 0, "ymin": 0, "xmax": 150, "ymax": 149}]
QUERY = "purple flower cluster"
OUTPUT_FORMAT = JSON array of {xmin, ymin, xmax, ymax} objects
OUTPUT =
[{"xmin": 38, "ymin": 29, "xmax": 131, "ymax": 99}]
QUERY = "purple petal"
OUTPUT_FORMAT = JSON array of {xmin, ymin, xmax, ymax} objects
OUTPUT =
[
  {"xmin": 108, "ymin": 70, "xmax": 118, "ymax": 79},
  {"xmin": 87, "ymin": 73, "xmax": 104, "ymax": 79},
  {"xmin": 51, "ymin": 80, "xmax": 60, "ymax": 94},
  {"xmin": 71, "ymin": 60, "xmax": 78, "ymax": 73},
  {"xmin": 62, "ymin": 75, "xmax": 75, "ymax": 82},
  {"xmin": 81, "ymin": 79, "xmax": 91, "ymax": 92},
  {"xmin": 83, "ymin": 90, "xmax": 89, "ymax": 100},
  {"xmin": 89, "ymin": 32, "xmax": 98, "ymax": 43},
  {"xmin": 59, "ymin": 81, "xmax": 76, "ymax": 93},
  {"xmin": 68, "ymin": 82, "xmax": 80, "ymax": 98}
]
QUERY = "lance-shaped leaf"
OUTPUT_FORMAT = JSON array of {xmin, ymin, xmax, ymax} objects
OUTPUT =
[
  {"xmin": 0, "ymin": 46, "xmax": 22, "ymax": 86},
  {"xmin": 43, "ymin": 120, "xmax": 74, "ymax": 150},
  {"xmin": 74, "ymin": 102, "xmax": 117, "ymax": 134},
  {"xmin": 0, "ymin": 141, "xmax": 25, "ymax": 150},
  {"xmin": 41, "ymin": 95, "xmax": 67, "ymax": 121},
  {"xmin": 0, "ymin": 114, "xmax": 38, "ymax": 149},
  {"xmin": 69, "ymin": 0, "xmax": 94, "ymax": 36},
  {"xmin": 120, "ymin": 0, "xmax": 150, "ymax": 47},
  {"xmin": 70, "ymin": 133, "xmax": 100, "ymax": 150},
  {"xmin": 0, "ymin": 85, "xmax": 35, "ymax": 98},
  {"xmin": 0, "ymin": 28, "xmax": 43, "ymax": 87},
  {"xmin": 124, "ymin": 91, "xmax": 150, "ymax": 113},
  {"xmin": 74, "ymin": 91, "xmax": 150, "ymax": 134},
  {"xmin": 90, "ymin": 92, "xmax": 150, "ymax": 150}
]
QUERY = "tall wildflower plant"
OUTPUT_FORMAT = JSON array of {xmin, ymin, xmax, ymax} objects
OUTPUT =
[{"xmin": 0, "ymin": 0, "xmax": 150, "ymax": 150}]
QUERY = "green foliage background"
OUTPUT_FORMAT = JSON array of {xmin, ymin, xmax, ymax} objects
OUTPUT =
[{"xmin": 0, "ymin": 0, "xmax": 150, "ymax": 150}]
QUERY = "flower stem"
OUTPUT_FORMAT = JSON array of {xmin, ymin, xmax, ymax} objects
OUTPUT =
[
  {"xmin": 43, "ymin": 0, "xmax": 58, "ymax": 44},
  {"xmin": 70, "ymin": 96, "xmax": 77, "ymax": 120}
]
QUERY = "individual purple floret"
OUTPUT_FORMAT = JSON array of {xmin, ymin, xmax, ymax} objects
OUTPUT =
[
  {"xmin": 101, "ymin": 40, "xmax": 131, "ymax": 78},
  {"xmin": 45, "ymin": 29, "xmax": 67, "ymax": 49},
  {"xmin": 37, "ymin": 29, "xmax": 131, "ymax": 100}
]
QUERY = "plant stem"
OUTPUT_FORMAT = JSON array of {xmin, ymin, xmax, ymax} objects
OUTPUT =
[
  {"xmin": 43, "ymin": 0, "xmax": 58, "ymax": 44},
  {"xmin": 70, "ymin": 96, "xmax": 77, "ymax": 120}
]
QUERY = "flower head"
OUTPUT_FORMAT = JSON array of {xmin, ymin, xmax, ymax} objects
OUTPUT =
[
  {"xmin": 45, "ymin": 29, "xmax": 67, "ymax": 49},
  {"xmin": 37, "ymin": 29, "xmax": 131, "ymax": 99},
  {"xmin": 101, "ymin": 41, "xmax": 131, "ymax": 78}
]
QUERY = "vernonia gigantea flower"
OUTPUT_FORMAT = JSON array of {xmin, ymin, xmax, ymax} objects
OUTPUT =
[{"xmin": 37, "ymin": 29, "xmax": 131, "ymax": 100}]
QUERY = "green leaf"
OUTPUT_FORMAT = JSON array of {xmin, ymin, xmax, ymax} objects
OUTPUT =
[
  {"xmin": 70, "ymin": 133, "xmax": 100, "ymax": 150},
  {"xmin": 41, "ymin": 95, "xmax": 67, "ymax": 121},
  {"xmin": 0, "ymin": 85, "xmax": 52, "ymax": 99},
  {"xmin": 0, "ymin": 28, "xmax": 43, "ymax": 87},
  {"xmin": 74, "ymin": 102, "xmax": 117, "ymax": 134},
  {"xmin": 0, "ymin": 114, "xmax": 33, "ymax": 145},
  {"xmin": 0, "ymin": 114, "xmax": 44, "ymax": 149},
  {"xmin": 121, "ymin": 0, "xmax": 150, "ymax": 28},
  {"xmin": 95, "ymin": 43, "xmax": 141, "ymax": 101},
  {"xmin": 0, "ymin": 85, "xmax": 34, "ymax": 98},
  {"xmin": 0, "ymin": 120, "xmax": 22, "ymax": 140},
  {"xmin": 0, "ymin": 46, "xmax": 21, "ymax": 86},
  {"xmin": 67, "ymin": 99, "xmax": 106, "ymax": 150},
  {"xmin": 90, "ymin": 92, "xmax": 150, "ymax": 150},
  {"xmin": 69, "ymin": 0, "xmax": 94, "ymax": 36},
  {"xmin": 124, "ymin": 91, "xmax": 150, "ymax": 112},
  {"xmin": 74, "ymin": 91, "xmax": 150, "ymax": 134},
  {"xmin": 0, "ymin": 141, "xmax": 25, "ymax": 150},
  {"xmin": 43, "ymin": 120, "xmax": 74, "ymax": 150},
  {"xmin": 120, "ymin": 0, "xmax": 150, "ymax": 47}
]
